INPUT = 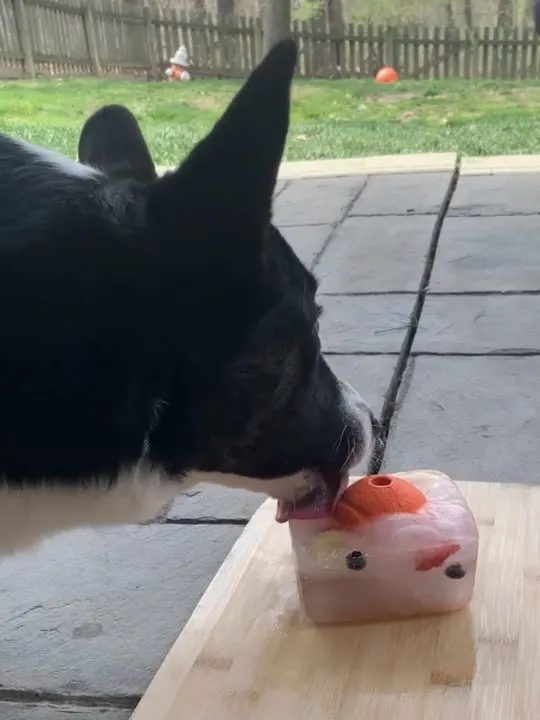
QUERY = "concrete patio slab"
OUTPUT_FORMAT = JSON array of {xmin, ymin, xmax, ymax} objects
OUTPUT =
[
  {"xmin": 383, "ymin": 356, "xmax": 540, "ymax": 483},
  {"xmin": 320, "ymin": 294, "xmax": 414, "ymax": 353},
  {"xmin": 273, "ymin": 175, "xmax": 367, "ymax": 227},
  {"xmin": 274, "ymin": 179, "xmax": 289, "ymax": 196},
  {"xmin": 1, "ymin": 704, "xmax": 131, "ymax": 720},
  {"xmin": 449, "ymin": 171, "xmax": 540, "ymax": 216},
  {"xmin": 10, "ymin": 153, "xmax": 540, "ymax": 718},
  {"xmin": 430, "ymin": 215, "xmax": 540, "ymax": 292},
  {"xmin": 0, "ymin": 523, "xmax": 242, "ymax": 697},
  {"xmin": 279, "ymin": 224, "xmax": 331, "ymax": 269},
  {"xmin": 317, "ymin": 215, "xmax": 436, "ymax": 294},
  {"xmin": 324, "ymin": 355, "xmax": 398, "ymax": 417},
  {"xmin": 413, "ymin": 295, "xmax": 540, "ymax": 354},
  {"xmin": 349, "ymin": 172, "xmax": 454, "ymax": 216},
  {"xmin": 170, "ymin": 354, "xmax": 398, "ymax": 520},
  {"xmin": 170, "ymin": 485, "xmax": 263, "ymax": 521}
]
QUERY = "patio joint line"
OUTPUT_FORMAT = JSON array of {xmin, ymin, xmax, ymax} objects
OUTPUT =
[
  {"xmin": 0, "ymin": 689, "xmax": 140, "ymax": 710},
  {"xmin": 348, "ymin": 212, "xmax": 439, "ymax": 217},
  {"xmin": 320, "ymin": 290, "xmax": 540, "ymax": 297},
  {"xmin": 324, "ymin": 350, "xmax": 540, "ymax": 358},
  {"xmin": 369, "ymin": 160, "xmax": 461, "ymax": 474},
  {"xmin": 410, "ymin": 350, "xmax": 540, "ymax": 357},
  {"xmin": 164, "ymin": 517, "xmax": 249, "ymax": 526},
  {"xmin": 448, "ymin": 212, "xmax": 540, "ymax": 217}
]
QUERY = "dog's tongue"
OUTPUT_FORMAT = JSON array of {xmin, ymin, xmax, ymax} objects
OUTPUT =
[
  {"xmin": 275, "ymin": 491, "xmax": 328, "ymax": 523},
  {"xmin": 275, "ymin": 472, "xmax": 347, "ymax": 523}
]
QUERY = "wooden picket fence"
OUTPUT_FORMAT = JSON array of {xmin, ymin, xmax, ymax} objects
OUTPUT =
[{"xmin": 1, "ymin": 0, "xmax": 540, "ymax": 80}]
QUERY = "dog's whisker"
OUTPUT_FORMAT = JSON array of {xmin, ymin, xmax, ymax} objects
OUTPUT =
[
  {"xmin": 341, "ymin": 434, "xmax": 356, "ymax": 472},
  {"xmin": 334, "ymin": 423, "xmax": 348, "ymax": 454}
]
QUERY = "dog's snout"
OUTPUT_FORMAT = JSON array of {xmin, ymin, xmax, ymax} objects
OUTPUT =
[
  {"xmin": 340, "ymin": 381, "xmax": 374, "ymax": 424},
  {"xmin": 338, "ymin": 380, "xmax": 376, "ymax": 469}
]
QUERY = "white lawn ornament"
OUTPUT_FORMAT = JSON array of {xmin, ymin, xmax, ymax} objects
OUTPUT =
[{"xmin": 165, "ymin": 45, "xmax": 192, "ymax": 81}]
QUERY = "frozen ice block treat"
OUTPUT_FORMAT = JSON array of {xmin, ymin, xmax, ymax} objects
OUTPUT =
[{"xmin": 286, "ymin": 470, "xmax": 479, "ymax": 625}]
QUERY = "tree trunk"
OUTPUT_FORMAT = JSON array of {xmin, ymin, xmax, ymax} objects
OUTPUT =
[
  {"xmin": 262, "ymin": 0, "xmax": 291, "ymax": 55},
  {"xmin": 463, "ymin": 0, "xmax": 473, "ymax": 30},
  {"xmin": 217, "ymin": 0, "xmax": 234, "ymax": 17},
  {"xmin": 217, "ymin": 0, "xmax": 235, "ymax": 68},
  {"xmin": 326, "ymin": 0, "xmax": 344, "ymax": 33},
  {"xmin": 497, "ymin": 0, "xmax": 513, "ymax": 27},
  {"xmin": 534, "ymin": 0, "xmax": 540, "ymax": 33},
  {"xmin": 326, "ymin": 0, "xmax": 344, "ymax": 71},
  {"xmin": 308, "ymin": 0, "xmax": 325, "ymax": 76}
]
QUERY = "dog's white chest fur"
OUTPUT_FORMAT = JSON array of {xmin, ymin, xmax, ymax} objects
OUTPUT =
[
  {"xmin": 0, "ymin": 468, "xmax": 178, "ymax": 558},
  {"xmin": 0, "ymin": 468, "xmax": 318, "ymax": 558}
]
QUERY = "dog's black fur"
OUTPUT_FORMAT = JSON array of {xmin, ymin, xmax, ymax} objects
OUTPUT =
[
  {"xmin": 78, "ymin": 103, "xmax": 158, "ymax": 185},
  {"xmin": 0, "ymin": 40, "xmax": 374, "ymax": 555}
]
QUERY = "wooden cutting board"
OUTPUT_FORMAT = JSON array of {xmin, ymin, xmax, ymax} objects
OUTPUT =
[{"xmin": 131, "ymin": 481, "xmax": 540, "ymax": 720}]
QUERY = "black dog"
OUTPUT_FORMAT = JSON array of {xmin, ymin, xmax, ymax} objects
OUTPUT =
[{"xmin": 0, "ymin": 40, "xmax": 376, "ymax": 557}]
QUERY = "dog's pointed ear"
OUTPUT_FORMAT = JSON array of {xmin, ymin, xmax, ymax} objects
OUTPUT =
[
  {"xmin": 150, "ymin": 39, "xmax": 297, "ymax": 228},
  {"xmin": 78, "ymin": 104, "xmax": 157, "ymax": 185}
]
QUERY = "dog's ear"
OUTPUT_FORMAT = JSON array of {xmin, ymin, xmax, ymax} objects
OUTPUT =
[
  {"xmin": 78, "ymin": 104, "xmax": 157, "ymax": 185},
  {"xmin": 148, "ymin": 39, "xmax": 297, "ymax": 233}
]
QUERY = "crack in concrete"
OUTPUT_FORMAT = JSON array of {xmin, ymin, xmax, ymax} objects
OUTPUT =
[
  {"xmin": 6, "ymin": 604, "xmax": 45, "ymax": 624},
  {"xmin": 310, "ymin": 176, "xmax": 370, "ymax": 272},
  {"xmin": 165, "ymin": 517, "xmax": 248, "ymax": 525},
  {"xmin": 349, "ymin": 212, "xmax": 439, "ymax": 217},
  {"xmin": 273, "ymin": 180, "xmax": 290, "ymax": 199},
  {"xmin": 369, "ymin": 161, "xmax": 461, "ymax": 474}
]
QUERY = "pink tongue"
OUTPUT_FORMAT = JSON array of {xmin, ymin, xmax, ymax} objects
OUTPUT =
[
  {"xmin": 275, "ymin": 498, "xmax": 328, "ymax": 523},
  {"xmin": 275, "ymin": 473, "xmax": 349, "ymax": 524},
  {"xmin": 275, "ymin": 484, "xmax": 337, "ymax": 523}
]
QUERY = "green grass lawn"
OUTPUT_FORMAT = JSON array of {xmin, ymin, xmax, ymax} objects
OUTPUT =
[{"xmin": 2, "ymin": 75, "xmax": 540, "ymax": 164}]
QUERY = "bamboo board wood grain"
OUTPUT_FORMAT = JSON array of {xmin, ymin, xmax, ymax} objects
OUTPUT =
[{"xmin": 131, "ymin": 481, "xmax": 540, "ymax": 720}]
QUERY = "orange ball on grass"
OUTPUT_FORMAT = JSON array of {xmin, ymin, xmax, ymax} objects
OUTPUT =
[{"xmin": 375, "ymin": 66, "xmax": 399, "ymax": 83}]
